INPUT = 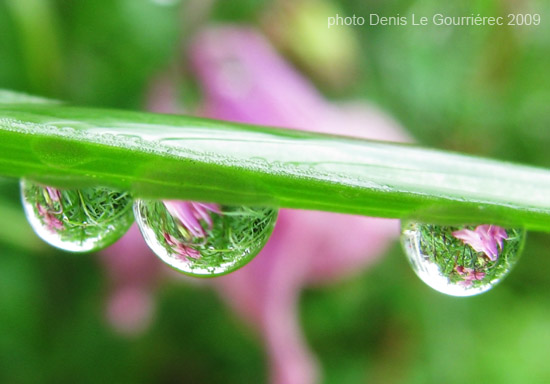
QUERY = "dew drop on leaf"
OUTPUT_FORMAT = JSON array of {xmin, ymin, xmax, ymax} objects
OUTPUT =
[
  {"xmin": 20, "ymin": 179, "xmax": 134, "ymax": 252},
  {"xmin": 400, "ymin": 221, "xmax": 525, "ymax": 297},
  {"xmin": 133, "ymin": 200, "xmax": 278, "ymax": 277}
]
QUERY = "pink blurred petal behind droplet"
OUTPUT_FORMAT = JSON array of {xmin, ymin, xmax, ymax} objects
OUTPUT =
[
  {"xmin": 106, "ymin": 285, "xmax": 155, "ymax": 337},
  {"xmin": 100, "ymin": 225, "xmax": 161, "ymax": 336},
  {"xmin": 190, "ymin": 26, "xmax": 412, "ymax": 384}
]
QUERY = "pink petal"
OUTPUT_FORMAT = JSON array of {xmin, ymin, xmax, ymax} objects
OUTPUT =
[
  {"xmin": 48, "ymin": 215, "xmax": 64, "ymax": 231},
  {"xmin": 488, "ymin": 225, "xmax": 508, "ymax": 250},
  {"xmin": 184, "ymin": 246, "xmax": 201, "ymax": 259},
  {"xmin": 453, "ymin": 229, "xmax": 485, "ymax": 253},
  {"xmin": 191, "ymin": 202, "xmax": 219, "ymax": 229},
  {"xmin": 164, "ymin": 201, "xmax": 206, "ymax": 238},
  {"xmin": 163, "ymin": 232, "xmax": 177, "ymax": 246},
  {"xmin": 474, "ymin": 225, "xmax": 499, "ymax": 261},
  {"xmin": 46, "ymin": 186, "xmax": 61, "ymax": 202},
  {"xmin": 453, "ymin": 227, "xmax": 502, "ymax": 261},
  {"xmin": 174, "ymin": 242, "xmax": 201, "ymax": 261},
  {"xmin": 36, "ymin": 203, "xmax": 47, "ymax": 216}
]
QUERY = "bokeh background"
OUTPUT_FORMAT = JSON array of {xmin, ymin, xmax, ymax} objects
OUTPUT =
[{"xmin": 1, "ymin": 0, "xmax": 550, "ymax": 383}]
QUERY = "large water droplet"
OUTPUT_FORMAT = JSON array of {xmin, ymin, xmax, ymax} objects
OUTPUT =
[
  {"xmin": 21, "ymin": 180, "xmax": 134, "ymax": 252},
  {"xmin": 401, "ymin": 222, "xmax": 525, "ymax": 297},
  {"xmin": 133, "ymin": 200, "xmax": 277, "ymax": 277}
]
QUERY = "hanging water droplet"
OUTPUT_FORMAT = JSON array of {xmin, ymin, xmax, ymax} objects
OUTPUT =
[
  {"xmin": 133, "ymin": 200, "xmax": 277, "ymax": 277},
  {"xmin": 20, "ymin": 180, "xmax": 134, "ymax": 252},
  {"xmin": 401, "ymin": 222, "xmax": 525, "ymax": 297}
]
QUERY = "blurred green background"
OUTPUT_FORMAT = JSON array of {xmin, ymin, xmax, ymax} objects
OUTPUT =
[{"xmin": 1, "ymin": 0, "xmax": 550, "ymax": 382}]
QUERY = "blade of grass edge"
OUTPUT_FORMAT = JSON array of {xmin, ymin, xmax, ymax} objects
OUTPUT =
[{"xmin": 0, "ymin": 91, "xmax": 549, "ymax": 231}]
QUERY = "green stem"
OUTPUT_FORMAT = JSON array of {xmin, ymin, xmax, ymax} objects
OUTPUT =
[{"xmin": 0, "ymin": 90, "xmax": 549, "ymax": 231}]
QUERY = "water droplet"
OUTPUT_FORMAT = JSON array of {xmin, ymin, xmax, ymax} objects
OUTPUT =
[
  {"xmin": 401, "ymin": 222, "xmax": 525, "ymax": 297},
  {"xmin": 133, "ymin": 200, "xmax": 278, "ymax": 277},
  {"xmin": 21, "ymin": 180, "xmax": 134, "ymax": 252}
]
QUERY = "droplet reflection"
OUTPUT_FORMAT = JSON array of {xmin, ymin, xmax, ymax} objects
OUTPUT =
[
  {"xmin": 134, "ymin": 200, "xmax": 277, "ymax": 277},
  {"xmin": 21, "ymin": 180, "xmax": 134, "ymax": 252},
  {"xmin": 401, "ymin": 222, "xmax": 525, "ymax": 297}
]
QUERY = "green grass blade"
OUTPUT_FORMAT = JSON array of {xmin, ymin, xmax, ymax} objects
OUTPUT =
[{"xmin": 0, "ymin": 91, "xmax": 549, "ymax": 231}]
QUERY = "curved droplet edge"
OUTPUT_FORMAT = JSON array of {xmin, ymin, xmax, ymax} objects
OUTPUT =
[
  {"xmin": 133, "ymin": 199, "xmax": 279, "ymax": 278},
  {"xmin": 399, "ymin": 221, "xmax": 528, "ymax": 297},
  {"xmin": 20, "ymin": 179, "xmax": 135, "ymax": 253}
]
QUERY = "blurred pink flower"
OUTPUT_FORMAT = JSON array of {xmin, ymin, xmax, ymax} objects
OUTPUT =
[
  {"xmin": 190, "ymin": 26, "xmax": 412, "ymax": 384},
  {"xmin": 100, "ymin": 225, "xmax": 162, "ymax": 337},
  {"xmin": 452, "ymin": 225, "xmax": 508, "ymax": 261},
  {"xmin": 106, "ymin": 285, "xmax": 154, "ymax": 336},
  {"xmin": 102, "ymin": 24, "xmax": 411, "ymax": 382}
]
